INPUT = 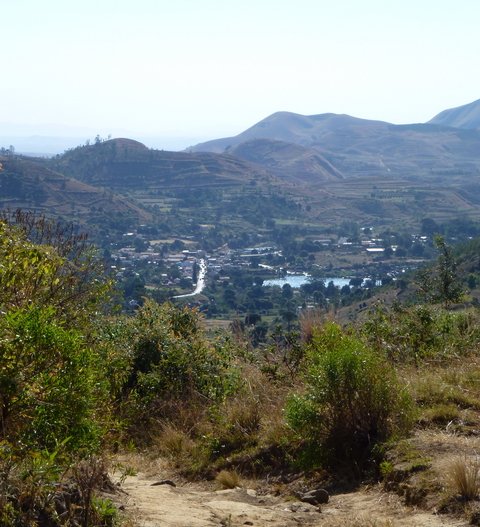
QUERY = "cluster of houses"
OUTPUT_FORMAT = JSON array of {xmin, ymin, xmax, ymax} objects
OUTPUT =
[{"xmin": 108, "ymin": 227, "xmax": 431, "ymax": 293}]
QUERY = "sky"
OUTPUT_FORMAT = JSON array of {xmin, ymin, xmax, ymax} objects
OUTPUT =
[{"xmin": 2, "ymin": 0, "xmax": 480, "ymax": 151}]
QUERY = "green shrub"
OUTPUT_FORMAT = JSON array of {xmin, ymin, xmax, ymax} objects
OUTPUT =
[
  {"xmin": 0, "ymin": 306, "xmax": 106, "ymax": 453},
  {"xmin": 286, "ymin": 323, "xmax": 413, "ymax": 469},
  {"xmin": 363, "ymin": 304, "xmax": 480, "ymax": 363},
  {"xmin": 0, "ymin": 214, "xmax": 111, "ymax": 324},
  {"xmin": 0, "ymin": 217, "xmax": 114, "ymax": 524},
  {"xmin": 108, "ymin": 299, "xmax": 239, "ymax": 429}
]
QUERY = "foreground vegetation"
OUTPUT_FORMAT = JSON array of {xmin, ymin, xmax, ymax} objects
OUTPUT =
[{"xmin": 3, "ymin": 213, "xmax": 480, "ymax": 525}]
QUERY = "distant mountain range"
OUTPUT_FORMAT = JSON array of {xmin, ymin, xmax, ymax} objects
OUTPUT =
[
  {"xmin": 2, "ymin": 98, "xmax": 480, "ymax": 235},
  {"xmin": 189, "ymin": 99, "xmax": 480, "ymax": 183},
  {"xmin": 192, "ymin": 98, "xmax": 480, "ymax": 153}
]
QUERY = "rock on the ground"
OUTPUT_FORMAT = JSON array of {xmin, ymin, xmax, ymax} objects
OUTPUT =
[{"xmin": 300, "ymin": 488, "xmax": 329, "ymax": 505}]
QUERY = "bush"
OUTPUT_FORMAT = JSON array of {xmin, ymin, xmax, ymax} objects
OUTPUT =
[
  {"xmin": 0, "ymin": 306, "xmax": 105, "ymax": 452},
  {"xmin": 286, "ymin": 323, "xmax": 413, "ymax": 469},
  {"xmin": 106, "ymin": 299, "xmax": 238, "ymax": 431},
  {"xmin": 0, "ymin": 217, "xmax": 113, "ymax": 524},
  {"xmin": 0, "ymin": 213, "xmax": 111, "ymax": 324},
  {"xmin": 363, "ymin": 304, "xmax": 480, "ymax": 363}
]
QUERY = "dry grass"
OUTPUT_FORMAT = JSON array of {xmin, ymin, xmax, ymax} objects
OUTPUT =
[
  {"xmin": 298, "ymin": 308, "xmax": 327, "ymax": 344},
  {"xmin": 421, "ymin": 403, "xmax": 460, "ymax": 425},
  {"xmin": 155, "ymin": 423, "xmax": 196, "ymax": 459},
  {"xmin": 111, "ymin": 451, "xmax": 171, "ymax": 478},
  {"xmin": 404, "ymin": 360, "xmax": 480, "ymax": 432},
  {"xmin": 447, "ymin": 455, "xmax": 480, "ymax": 500},
  {"xmin": 223, "ymin": 396, "xmax": 261, "ymax": 437},
  {"xmin": 215, "ymin": 469, "xmax": 241, "ymax": 489}
]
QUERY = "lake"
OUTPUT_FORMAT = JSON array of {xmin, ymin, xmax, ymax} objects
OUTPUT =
[{"xmin": 263, "ymin": 275, "xmax": 352, "ymax": 289}]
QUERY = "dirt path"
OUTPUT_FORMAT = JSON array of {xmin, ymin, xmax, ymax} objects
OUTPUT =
[{"xmin": 118, "ymin": 471, "xmax": 467, "ymax": 527}]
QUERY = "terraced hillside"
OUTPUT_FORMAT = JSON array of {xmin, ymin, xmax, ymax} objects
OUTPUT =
[
  {"xmin": 6, "ymin": 98, "xmax": 480, "ymax": 239},
  {"xmin": 0, "ymin": 154, "xmax": 150, "ymax": 231},
  {"xmin": 51, "ymin": 138, "xmax": 273, "ymax": 190}
]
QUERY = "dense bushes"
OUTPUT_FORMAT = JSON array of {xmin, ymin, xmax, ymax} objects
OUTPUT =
[
  {"xmin": 363, "ymin": 304, "xmax": 480, "ymax": 363},
  {"xmin": 0, "ymin": 218, "xmax": 111, "ymax": 454},
  {"xmin": 0, "ymin": 217, "xmax": 113, "ymax": 526},
  {"xmin": 100, "ymin": 299, "xmax": 238, "ymax": 433},
  {"xmin": 0, "ymin": 306, "xmax": 105, "ymax": 452},
  {"xmin": 0, "ymin": 211, "xmax": 112, "ymax": 323},
  {"xmin": 286, "ymin": 323, "xmax": 413, "ymax": 469}
]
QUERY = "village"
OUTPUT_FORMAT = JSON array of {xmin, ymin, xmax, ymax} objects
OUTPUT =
[{"xmin": 107, "ymin": 226, "xmax": 434, "ymax": 313}]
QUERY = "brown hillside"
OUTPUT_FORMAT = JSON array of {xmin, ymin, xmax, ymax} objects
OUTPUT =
[{"xmin": 0, "ymin": 155, "xmax": 151, "ymax": 228}]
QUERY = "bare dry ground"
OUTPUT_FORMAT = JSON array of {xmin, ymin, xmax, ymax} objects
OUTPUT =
[{"xmin": 115, "ymin": 428, "xmax": 476, "ymax": 527}]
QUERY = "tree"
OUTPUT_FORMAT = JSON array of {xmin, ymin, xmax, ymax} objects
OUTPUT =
[
  {"xmin": 434, "ymin": 235, "xmax": 464, "ymax": 308},
  {"xmin": 349, "ymin": 277, "xmax": 363, "ymax": 288},
  {"xmin": 192, "ymin": 261, "xmax": 199, "ymax": 284},
  {"xmin": 416, "ymin": 235, "xmax": 463, "ymax": 308},
  {"xmin": 245, "ymin": 312, "xmax": 261, "ymax": 326},
  {"xmin": 421, "ymin": 217, "xmax": 440, "ymax": 236},
  {"xmin": 282, "ymin": 283, "xmax": 293, "ymax": 300}
]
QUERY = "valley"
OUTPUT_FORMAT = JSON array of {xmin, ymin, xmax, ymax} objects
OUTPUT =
[
  {"xmin": 4, "ymin": 101, "xmax": 480, "ymax": 326},
  {"xmin": 4, "ymin": 99, "xmax": 480, "ymax": 527}
]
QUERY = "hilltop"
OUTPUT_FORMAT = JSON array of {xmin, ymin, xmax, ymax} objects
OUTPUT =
[
  {"xmin": 189, "ymin": 111, "xmax": 391, "ymax": 154},
  {"xmin": 189, "ymin": 109, "xmax": 480, "ymax": 183},
  {"xmin": 50, "ymin": 138, "xmax": 272, "ymax": 190}
]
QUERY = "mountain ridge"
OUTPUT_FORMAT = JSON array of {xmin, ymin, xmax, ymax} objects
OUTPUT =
[
  {"xmin": 189, "ymin": 111, "xmax": 391, "ymax": 153},
  {"xmin": 428, "ymin": 98, "xmax": 480, "ymax": 129},
  {"xmin": 188, "ymin": 104, "xmax": 480, "ymax": 182},
  {"xmin": 4, "ymin": 98, "xmax": 480, "ymax": 238}
]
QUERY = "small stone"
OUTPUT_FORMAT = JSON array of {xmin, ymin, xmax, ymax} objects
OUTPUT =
[
  {"xmin": 300, "ymin": 488, "xmax": 329, "ymax": 505},
  {"xmin": 285, "ymin": 502, "xmax": 313, "ymax": 513}
]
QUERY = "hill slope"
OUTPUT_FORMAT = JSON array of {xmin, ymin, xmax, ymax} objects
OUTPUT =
[
  {"xmin": 429, "ymin": 98, "xmax": 480, "ymax": 129},
  {"xmin": 228, "ymin": 138, "xmax": 344, "ymax": 184},
  {"xmin": 189, "ymin": 111, "xmax": 480, "ymax": 182},
  {"xmin": 51, "ymin": 138, "xmax": 272, "ymax": 190},
  {"xmin": 0, "ymin": 154, "xmax": 151, "ymax": 230},
  {"xmin": 7, "ymin": 97, "xmax": 480, "ymax": 239}
]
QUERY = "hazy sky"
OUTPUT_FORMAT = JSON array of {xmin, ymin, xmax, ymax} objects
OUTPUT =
[{"xmin": 2, "ymin": 0, "xmax": 480, "ymax": 148}]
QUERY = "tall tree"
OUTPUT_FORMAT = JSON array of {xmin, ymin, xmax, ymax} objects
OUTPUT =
[{"xmin": 416, "ymin": 235, "xmax": 463, "ymax": 308}]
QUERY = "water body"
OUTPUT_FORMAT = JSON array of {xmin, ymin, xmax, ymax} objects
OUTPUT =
[{"xmin": 263, "ymin": 275, "xmax": 352, "ymax": 289}]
